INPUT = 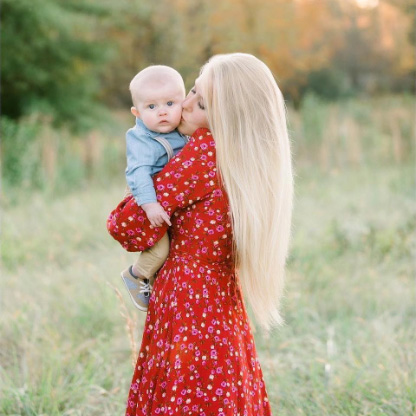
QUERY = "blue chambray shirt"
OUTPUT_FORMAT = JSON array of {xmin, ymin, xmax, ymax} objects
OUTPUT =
[{"xmin": 126, "ymin": 118, "xmax": 188, "ymax": 206}]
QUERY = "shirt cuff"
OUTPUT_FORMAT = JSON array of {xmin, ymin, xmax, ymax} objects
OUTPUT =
[{"xmin": 133, "ymin": 191, "xmax": 157, "ymax": 206}]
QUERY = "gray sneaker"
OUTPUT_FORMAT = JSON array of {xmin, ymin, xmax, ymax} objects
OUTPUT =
[{"xmin": 121, "ymin": 266, "xmax": 153, "ymax": 311}]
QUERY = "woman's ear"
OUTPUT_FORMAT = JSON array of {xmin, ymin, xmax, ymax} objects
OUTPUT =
[{"xmin": 131, "ymin": 107, "xmax": 140, "ymax": 118}]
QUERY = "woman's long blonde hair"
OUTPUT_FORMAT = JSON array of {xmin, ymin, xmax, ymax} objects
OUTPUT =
[{"xmin": 199, "ymin": 53, "xmax": 294, "ymax": 330}]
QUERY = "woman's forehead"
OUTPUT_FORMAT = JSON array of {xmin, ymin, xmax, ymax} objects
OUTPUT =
[{"xmin": 194, "ymin": 78, "xmax": 205, "ymax": 97}]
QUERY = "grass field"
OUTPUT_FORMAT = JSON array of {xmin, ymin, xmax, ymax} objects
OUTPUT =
[{"xmin": 1, "ymin": 159, "xmax": 414, "ymax": 415}]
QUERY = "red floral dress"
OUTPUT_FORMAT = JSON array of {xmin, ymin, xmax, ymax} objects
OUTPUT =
[{"xmin": 107, "ymin": 128, "xmax": 272, "ymax": 416}]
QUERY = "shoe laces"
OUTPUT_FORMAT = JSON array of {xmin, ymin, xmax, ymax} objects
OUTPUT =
[{"xmin": 138, "ymin": 279, "xmax": 153, "ymax": 296}]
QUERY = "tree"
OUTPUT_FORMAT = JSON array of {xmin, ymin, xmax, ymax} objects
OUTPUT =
[{"xmin": 1, "ymin": 0, "xmax": 111, "ymax": 129}]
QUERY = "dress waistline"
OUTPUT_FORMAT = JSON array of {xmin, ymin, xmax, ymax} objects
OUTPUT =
[{"xmin": 169, "ymin": 250, "xmax": 235, "ymax": 271}]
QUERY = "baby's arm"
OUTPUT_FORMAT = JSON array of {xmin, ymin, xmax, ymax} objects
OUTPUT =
[
  {"xmin": 142, "ymin": 202, "xmax": 172, "ymax": 228},
  {"xmin": 126, "ymin": 128, "xmax": 172, "ymax": 227}
]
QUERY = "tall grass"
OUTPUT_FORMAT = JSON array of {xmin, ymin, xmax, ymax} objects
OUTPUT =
[
  {"xmin": 291, "ymin": 94, "xmax": 414, "ymax": 171},
  {"xmin": 1, "ymin": 95, "xmax": 414, "ymax": 196},
  {"xmin": 1, "ymin": 113, "xmax": 126, "ymax": 197}
]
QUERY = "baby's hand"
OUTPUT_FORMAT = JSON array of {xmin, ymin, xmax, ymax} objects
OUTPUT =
[{"xmin": 141, "ymin": 202, "xmax": 172, "ymax": 227}]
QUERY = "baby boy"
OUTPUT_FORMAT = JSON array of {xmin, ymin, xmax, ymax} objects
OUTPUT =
[{"xmin": 121, "ymin": 65, "xmax": 188, "ymax": 311}]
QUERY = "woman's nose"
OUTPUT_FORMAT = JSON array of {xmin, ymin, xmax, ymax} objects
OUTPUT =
[{"xmin": 182, "ymin": 96, "xmax": 191, "ymax": 111}]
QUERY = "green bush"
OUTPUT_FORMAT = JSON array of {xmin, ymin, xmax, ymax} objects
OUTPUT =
[
  {"xmin": 1, "ymin": 0, "xmax": 110, "ymax": 131},
  {"xmin": 304, "ymin": 68, "xmax": 353, "ymax": 100},
  {"xmin": 1, "ymin": 116, "xmax": 44, "ymax": 188}
]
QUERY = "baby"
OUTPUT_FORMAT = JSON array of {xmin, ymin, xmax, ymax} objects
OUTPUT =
[{"xmin": 121, "ymin": 65, "xmax": 188, "ymax": 311}]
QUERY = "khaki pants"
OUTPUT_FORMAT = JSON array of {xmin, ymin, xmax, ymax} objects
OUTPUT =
[
  {"xmin": 124, "ymin": 186, "xmax": 170, "ymax": 279},
  {"xmin": 133, "ymin": 232, "xmax": 170, "ymax": 279}
]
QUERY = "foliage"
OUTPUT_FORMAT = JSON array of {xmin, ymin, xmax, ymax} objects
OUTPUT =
[
  {"xmin": 2, "ymin": 0, "xmax": 414, "ymax": 127},
  {"xmin": 101, "ymin": 0, "xmax": 414, "ymax": 104},
  {"xmin": 1, "ymin": 116, "xmax": 43, "ymax": 188},
  {"xmin": 1, "ymin": 0, "xmax": 112, "ymax": 130},
  {"xmin": 303, "ymin": 68, "xmax": 352, "ymax": 100}
]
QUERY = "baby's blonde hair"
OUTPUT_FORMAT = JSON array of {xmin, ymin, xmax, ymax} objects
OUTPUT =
[
  {"xmin": 129, "ymin": 65, "xmax": 185, "ymax": 108},
  {"xmin": 199, "ymin": 53, "xmax": 294, "ymax": 331}
]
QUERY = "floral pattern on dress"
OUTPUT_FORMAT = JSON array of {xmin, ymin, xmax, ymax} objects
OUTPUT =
[{"xmin": 108, "ymin": 128, "xmax": 272, "ymax": 416}]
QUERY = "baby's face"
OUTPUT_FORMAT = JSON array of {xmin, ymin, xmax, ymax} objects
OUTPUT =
[{"xmin": 136, "ymin": 82, "xmax": 185, "ymax": 134}]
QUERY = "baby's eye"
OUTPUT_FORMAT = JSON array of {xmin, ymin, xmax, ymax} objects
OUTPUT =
[
  {"xmin": 148, "ymin": 104, "xmax": 155, "ymax": 109},
  {"xmin": 198, "ymin": 102, "xmax": 205, "ymax": 110},
  {"xmin": 167, "ymin": 101, "xmax": 173, "ymax": 106}
]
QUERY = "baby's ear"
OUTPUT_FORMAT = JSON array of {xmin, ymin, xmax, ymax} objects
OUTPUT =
[{"xmin": 131, "ymin": 107, "xmax": 140, "ymax": 118}]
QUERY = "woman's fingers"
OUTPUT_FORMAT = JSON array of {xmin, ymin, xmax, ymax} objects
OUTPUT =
[{"xmin": 162, "ymin": 212, "xmax": 172, "ymax": 226}]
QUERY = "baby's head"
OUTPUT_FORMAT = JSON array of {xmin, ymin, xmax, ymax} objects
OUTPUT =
[{"xmin": 130, "ymin": 66, "xmax": 185, "ymax": 134}]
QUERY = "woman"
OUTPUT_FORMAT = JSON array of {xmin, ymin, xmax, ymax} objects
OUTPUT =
[{"xmin": 108, "ymin": 53, "xmax": 293, "ymax": 416}]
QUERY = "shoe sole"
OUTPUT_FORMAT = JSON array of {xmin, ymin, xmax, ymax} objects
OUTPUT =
[{"xmin": 120, "ymin": 273, "xmax": 149, "ymax": 312}]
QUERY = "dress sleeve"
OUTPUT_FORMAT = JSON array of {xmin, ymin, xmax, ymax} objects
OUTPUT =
[{"xmin": 107, "ymin": 128, "xmax": 218, "ymax": 252}]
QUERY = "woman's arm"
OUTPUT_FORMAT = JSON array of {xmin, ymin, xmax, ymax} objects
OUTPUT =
[{"xmin": 107, "ymin": 128, "xmax": 217, "ymax": 252}]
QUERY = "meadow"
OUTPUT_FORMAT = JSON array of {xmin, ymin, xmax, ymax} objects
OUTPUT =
[{"xmin": 1, "ymin": 95, "xmax": 414, "ymax": 415}]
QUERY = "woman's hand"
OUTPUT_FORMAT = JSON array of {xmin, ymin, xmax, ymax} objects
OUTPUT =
[{"xmin": 141, "ymin": 202, "xmax": 172, "ymax": 228}]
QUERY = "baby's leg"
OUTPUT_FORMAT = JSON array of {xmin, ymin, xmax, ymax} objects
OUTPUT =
[
  {"xmin": 121, "ymin": 233, "xmax": 169, "ymax": 311},
  {"xmin": 132, "ymin": 232, "xmax": 170, "ymax": 280}
]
